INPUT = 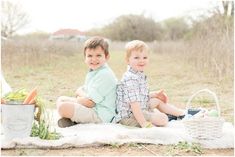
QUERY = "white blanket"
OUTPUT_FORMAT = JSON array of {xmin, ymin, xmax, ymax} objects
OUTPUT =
[{"xmin": 1, "ymin": 121, "xmax": 234, "ymax": 149}]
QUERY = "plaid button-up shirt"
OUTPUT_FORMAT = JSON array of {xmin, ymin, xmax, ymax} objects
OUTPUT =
[{"xmin": 115, "ymin": 67, "xmax": 150, "ymax": 122}]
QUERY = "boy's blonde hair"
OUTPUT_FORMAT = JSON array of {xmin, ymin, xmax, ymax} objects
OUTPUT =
[
  {"xmin": 125, "ymin": 40, "xmax": 149, "ymax": 60},
  {"xmin": 84, "ymin": 36, "xmax": 109, "ymax": 57}
]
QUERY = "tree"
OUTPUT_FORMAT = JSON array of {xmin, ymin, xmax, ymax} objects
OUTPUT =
[
  {"xmin": 102, "ymin": 14, "xmax": 163, "ymax": 41},
  {"xmin": 162, "ymin": 17, "xmax": 189, "ymax": 40},
  {"xmin": 1, "ymin": 1, "xmax": 30, "ymax": 37},
  {"xmin": 222, "ymin": 1, "xmax": 234, "ymax": 16}
]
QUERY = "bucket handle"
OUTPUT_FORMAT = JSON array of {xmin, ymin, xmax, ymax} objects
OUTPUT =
[{"xmin": 186, "ymin": 88, "xmax": 221, "ymax": 117}]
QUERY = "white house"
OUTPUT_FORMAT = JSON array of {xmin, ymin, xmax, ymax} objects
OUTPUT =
[{"xmin": 49, "ymin": 29, "xmax": 87, "ymax": 42}]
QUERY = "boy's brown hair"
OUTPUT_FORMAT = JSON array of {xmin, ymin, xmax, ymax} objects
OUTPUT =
[
  {"xmin": 84, "ymin": 36, "xmax": 109, "ymax": 57},
  {"xmin": 125, "ymin": 40, "xmax": 149, "ymax": 61}
]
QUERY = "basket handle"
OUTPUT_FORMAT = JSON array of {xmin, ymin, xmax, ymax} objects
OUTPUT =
[{"xmin": 186, "ymin": 88, "xmax": 221, "ymax": 117}]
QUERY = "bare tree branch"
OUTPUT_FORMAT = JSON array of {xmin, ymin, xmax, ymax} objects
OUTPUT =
[{"xmin": 1, "ymin": 1, "xmax": 30, "ymax": 37}]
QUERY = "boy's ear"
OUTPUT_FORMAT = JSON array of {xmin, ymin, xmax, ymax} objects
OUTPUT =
[
  {"xmin": 125, "ymin": 57, "xmax": 129, "ymax": 64},
  {"xmin": 106, "ymin": 54, "xmax": 110, "ymax": 60}
]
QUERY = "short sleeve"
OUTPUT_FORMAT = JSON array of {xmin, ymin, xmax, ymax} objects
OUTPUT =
[{"xmin": 122, "ymin": 78, "xmax": 141, "ymax": 103}]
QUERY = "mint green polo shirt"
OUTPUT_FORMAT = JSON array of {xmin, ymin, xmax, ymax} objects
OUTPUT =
[{"xmin": 84, "ymin": 64, "xmax": 117, "ymax": 123}]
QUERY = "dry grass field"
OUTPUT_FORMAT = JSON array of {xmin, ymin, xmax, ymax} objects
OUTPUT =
[
  {"xmin": 1, "ymin": 36, "xmax": 234, "ymax": 155},
  {"xmin": 2, "ymin": 38, "xmax": 233, "ymax": 121}
]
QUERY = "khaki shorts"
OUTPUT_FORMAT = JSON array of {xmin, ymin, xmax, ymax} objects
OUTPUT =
[
  {"xmin": 71, "ymin": 103, "xmax": 102, "ymax": 123},
  {"xmin": 119, "ymin": 110, "xmax": 153, "ymax": 127}
]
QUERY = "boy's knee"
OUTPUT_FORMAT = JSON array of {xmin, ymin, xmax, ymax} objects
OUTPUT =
[
  {"xmin": 152, "ymin": 113, "xmax": 168, "ymax": 126},
  {"xmin": 57, "ymin": 102, "xmax": 65, "ymax": 116},
  {"xmin": 56, "ymin": 96, "xmax": 68, "ymax": 109},
  {"xmin": 149, "ymin": 98, "xmax": 164, "ymax": 109},
  {"xmin": 160, "ymin": 114, "xmax": 168, "ymax": 126},
  {"xmin": 57, "ymin": 102, "xmax": 68, "ymax": 117},
  {"xmin": 57, "ymin": 102, "xmax": 75, "ymax": 118}
]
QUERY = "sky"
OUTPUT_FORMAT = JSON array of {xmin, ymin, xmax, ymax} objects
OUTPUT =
[{"xmin": 7, "ymin": 0, "xmax": 219, "ymax": 34}]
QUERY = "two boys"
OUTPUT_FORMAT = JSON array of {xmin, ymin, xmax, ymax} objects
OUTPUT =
[{"xmin": 57, "ymin": 37, "xmax": 185, "ymax": 128}]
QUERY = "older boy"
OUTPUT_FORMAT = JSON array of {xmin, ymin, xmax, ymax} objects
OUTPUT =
[
  {"xmin": 56, "ymin": 36, "xmax": 117, "ymax": 127},
  {"xmin": 115, "ymin": 40, "xmax": 185, "ymax": 128}
]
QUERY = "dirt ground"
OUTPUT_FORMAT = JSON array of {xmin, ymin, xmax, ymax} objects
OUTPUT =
[{"xmin": 1, "ymin": 144, "xmax": 234, "ymax": 156}]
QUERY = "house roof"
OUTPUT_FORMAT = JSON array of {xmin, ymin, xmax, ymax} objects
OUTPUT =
[{"xmin": 52, "ymin": 29, "xmax": 85, "ymax": 36}]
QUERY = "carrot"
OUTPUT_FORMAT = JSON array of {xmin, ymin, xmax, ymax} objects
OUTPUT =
[
  {"xmin": 23, "ymin": 87, "xmax": 37, "ymax": 104},
  {"xmin": 28, "ymin": 98, "xmax": 36, "ymax": 104},
  {"xmin": 1, "ymin": 98, "xmax": 6, "ymax": 104}
]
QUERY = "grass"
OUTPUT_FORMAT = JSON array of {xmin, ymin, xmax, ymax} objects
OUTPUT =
[
  {"xmin": 166, "ymin": 142, "xmax": 203, "ymax": 156},
  {"xmin": 107, "ymin": 142, "xmax": 203, "ymax": 156}
]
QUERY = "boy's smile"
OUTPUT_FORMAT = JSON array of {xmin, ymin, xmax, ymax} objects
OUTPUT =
[
  {"xmin": 127, "ymin": 50, "xmax": 149, "ymax": 72},
  {"xmin": 85, "ymin": 46, "xmax": 108, "ymax": 70}
]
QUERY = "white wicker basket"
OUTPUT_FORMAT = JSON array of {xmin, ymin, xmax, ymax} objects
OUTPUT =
[{"xmin": 183, "ymin": 89, "xmax": 224, "ymax": 140}]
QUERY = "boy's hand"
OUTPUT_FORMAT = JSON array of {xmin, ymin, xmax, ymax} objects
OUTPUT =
[
  {"xmin": 155, "ymin": 90, "xmax": 168, "ymax": 103},
  {"xmin": 77, "ymin": 96, "xmax": 95, "ymax": 108}
]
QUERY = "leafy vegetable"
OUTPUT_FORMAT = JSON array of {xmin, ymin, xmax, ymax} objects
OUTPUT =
[
  {"xmin": 31, "ymin": 120, "xmax": 61, "ymax": 140},
  {"xmin": 4, "ymin": 88, "xmax": 27, "ymax": 102}
]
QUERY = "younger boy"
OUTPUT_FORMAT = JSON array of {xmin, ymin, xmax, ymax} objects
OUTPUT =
[
  {"xmin": 56, "ymin": 36, "xmax": 117, "ymax": 127},
  {"xmin": 115, "ymin": 40, "xmax": 185, "ymax": 128}
]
